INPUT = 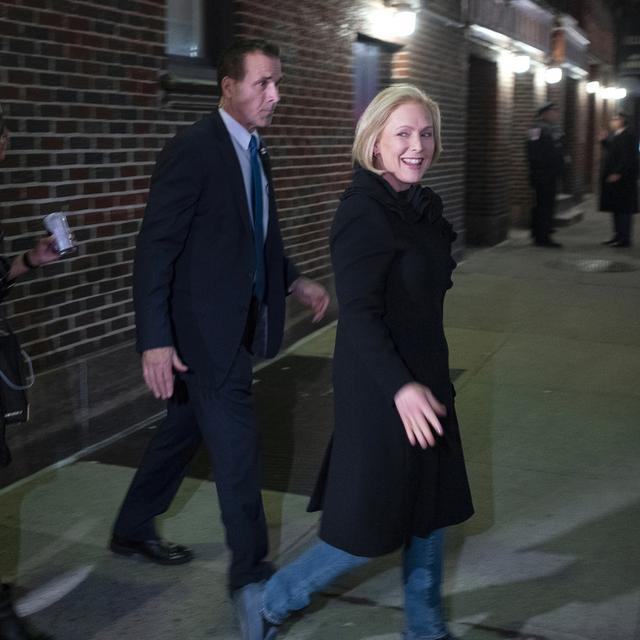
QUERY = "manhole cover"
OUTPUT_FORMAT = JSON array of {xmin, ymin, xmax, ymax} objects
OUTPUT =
[{"xmin": 547, "ymin": 258, "xmax": 638, "ymax": 273}]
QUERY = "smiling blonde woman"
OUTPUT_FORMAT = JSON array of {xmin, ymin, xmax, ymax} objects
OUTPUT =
[{"xmin": 246, "ymin": 85, "xmax": 474, "ymax": 640}]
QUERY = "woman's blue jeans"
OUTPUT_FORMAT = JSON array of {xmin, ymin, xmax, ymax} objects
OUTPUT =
[{"xmin": 262, "ymin": 528, "xmax": 448, "ymax": 640}]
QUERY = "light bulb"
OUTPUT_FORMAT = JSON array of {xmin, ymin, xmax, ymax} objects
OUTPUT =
[
  {"xmin": 544, "ymin": 67, "xmax": 562, "ymax": 84},
  {"xmin": 392, "ymin": 10, "xmax": 416, "ymax": 37},
  {"xmin": 512, "ymin": 55, "xmax": 530, "ymax": 74}
]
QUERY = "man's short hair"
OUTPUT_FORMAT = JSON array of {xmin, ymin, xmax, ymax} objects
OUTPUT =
[
  {"xmin": 352, "ymin": 84, "xmax": 442, "ymax": 173},
  {"xmin": 217, "ymin": 39, "xmax": 280, "ymax": 83}
]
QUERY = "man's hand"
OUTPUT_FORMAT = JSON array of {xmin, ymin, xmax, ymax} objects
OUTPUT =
[
  {"xmin": 394, "ymin": 383, "xmax": 447, "ymax": 449},
  {"xmin": 142, "ymin": 347, "xmax": 188, "ymax": 400},
  {"xmin": 606, "ymin": 173, "xmax": 621, "ymax": 183},
  {"xmin": 290, "ymin": 277, "xmax": 330, "ymax": 322}
]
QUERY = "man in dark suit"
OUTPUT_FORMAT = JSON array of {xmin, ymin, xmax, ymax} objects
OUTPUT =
[
  {"xmin": 600, "ymin": 112, "xmax": 639, "ymax": 247},
  {"xmin": 527, "ymin": 102, "xmax": 565, "ymax": 248},
  {"xmin": 108, "ymin": 39, "xmax": 329, "ymax": 635}
]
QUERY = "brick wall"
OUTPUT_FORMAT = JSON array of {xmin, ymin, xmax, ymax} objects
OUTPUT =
[
  {"xmin": 563, "ymin": 76, "xmax": 589, "ymax": 198},
  {"xmin": 511, "ymin": 71, "xmax": 537, "ymax": 228},
  {"xmin": 0, "ymin": 0, "xmax": 168, "ymax": 370},
  {"xmin": 0, "ymin": 0, "xmax": 619, "ymax": 373},
  {"xmin": 0, "ymin": 0, "xmax": 472, "ymax": 379}
]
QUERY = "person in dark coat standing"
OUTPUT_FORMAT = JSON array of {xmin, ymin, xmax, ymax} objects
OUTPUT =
[
  {"xmin": 599, "ymin": 112, "xmax": 639, "ymax": 247},
  {"xmin": 0, "ymin": 105, "xmax": 60, "ymax": 640},
  {"xmin": 107, "ymin": 40, "xmax": 329, "ymax": 636},
  {"xmin": 527, "ymin": 102, "xmax": 565, "ymax": 248},
  {"xmin": 245, "ymin": 85, "xmax": 473, "ymax": 640},
  {"xmin": 0, "ymin": 235, "xmax": 57, "ymax": 640}
]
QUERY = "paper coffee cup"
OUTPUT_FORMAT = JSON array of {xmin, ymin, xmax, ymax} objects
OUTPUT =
[{"xmin": 43, "ymin": 212, "xmax": 76, "ymax": 256}]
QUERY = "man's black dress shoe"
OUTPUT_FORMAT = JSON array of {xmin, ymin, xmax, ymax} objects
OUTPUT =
[
  {"xmin": 109, "ymin": 536, "xmax": 193, "ymax": 565},
  {"xmin": 611, "ymin": 241, "xmax": 631, "ymax": 248},
  {"xmin": 601, "ymin": 237, "xmax": 618, "ymax": 245}
]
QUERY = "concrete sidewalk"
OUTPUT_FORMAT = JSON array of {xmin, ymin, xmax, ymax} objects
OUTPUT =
[{"xmin": 0, "ymin": 201, "xmax": 638, "ymax": 640}]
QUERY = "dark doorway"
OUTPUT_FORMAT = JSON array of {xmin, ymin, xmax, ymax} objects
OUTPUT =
[
  {"xmin": 353, "ymin": 37, "xmax": 393, "ymax": 121},
  {"xmin": 465, "ymin": 54, "xmax": 510, "ymax": 245}
]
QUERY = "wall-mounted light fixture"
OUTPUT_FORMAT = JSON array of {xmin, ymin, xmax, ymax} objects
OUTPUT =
[
  {"xmin": 600, "ymin": 86, "xmax": 627, "ymax": 100},
  {"xmin": 586, "ymin": 81, "xmax": 600, "ymax": 94},
  {"xmin": 544, "ymin": 67, "xmax": 562, "ymax": 84},
  {"xmin": 512, "ymin": 55, "xmax": 531, "ymax": 74},
  {"xmin": 384, "ymin": 0, "xmax": 420, "ymax": 37},
  {"xmin": 392, "ymin": 8, "xmax": 417, "ymax": 36}
]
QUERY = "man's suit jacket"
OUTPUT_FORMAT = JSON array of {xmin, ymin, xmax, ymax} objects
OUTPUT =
[
  {"xmin": 599, "ymin": 128, "xmax": 639, "ymax": 215},
  {"xmin": 133, "ymin": 110, "xmax": 299, "ymax": 386}
]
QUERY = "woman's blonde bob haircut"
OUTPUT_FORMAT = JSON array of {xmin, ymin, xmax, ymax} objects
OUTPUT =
[{"xmin": 352, "ymin": 83, "xmax": 442, "ymax": 173}]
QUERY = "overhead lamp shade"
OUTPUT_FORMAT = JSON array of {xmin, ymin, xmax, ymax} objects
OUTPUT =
[
  {"xmin": 512, "ymin": 55, "xmax": 530, "ymax": 74},
  {"xmin": 391, "ymin": 9, "xmax": 416, "ymax": 36},
  {"xmin": 544, "ymin": 67, "xmax": 562, "ymax": 84}
]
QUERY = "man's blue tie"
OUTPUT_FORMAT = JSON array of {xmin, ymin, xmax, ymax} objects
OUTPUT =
[{"xmin": 249, "ymin": 136, "xmax": 266, "ymax": 302}]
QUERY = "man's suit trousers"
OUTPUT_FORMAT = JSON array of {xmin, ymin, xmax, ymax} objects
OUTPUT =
[
  {"xmin": 112, "ymin": 345, "xmax": 272, "ymax": 592},
  {"xmin": 531, "ymin": 176, "xmax": 557, "ymax": 243},
  {"xmin": 614, "ymin": 211, "xmax": 633, "ymax": 245}
]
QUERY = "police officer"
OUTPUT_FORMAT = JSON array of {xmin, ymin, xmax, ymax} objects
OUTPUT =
[{"xmin": 527, "ymin": 102, "xmax": 565, "ymax": 248}]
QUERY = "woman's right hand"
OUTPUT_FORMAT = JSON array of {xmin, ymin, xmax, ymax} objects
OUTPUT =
[{"xmin": 394, "ymin": 383, "xmax": 446, "ymax": 449}]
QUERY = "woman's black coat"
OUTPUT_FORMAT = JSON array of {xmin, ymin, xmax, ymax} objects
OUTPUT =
[
  {"xmin": 599, "ymin": 128, "xmax": 639, "ymax": 215},
  {"xmin": 308, "ymin": 169, "xmax": 473, "ymax": 557}
]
